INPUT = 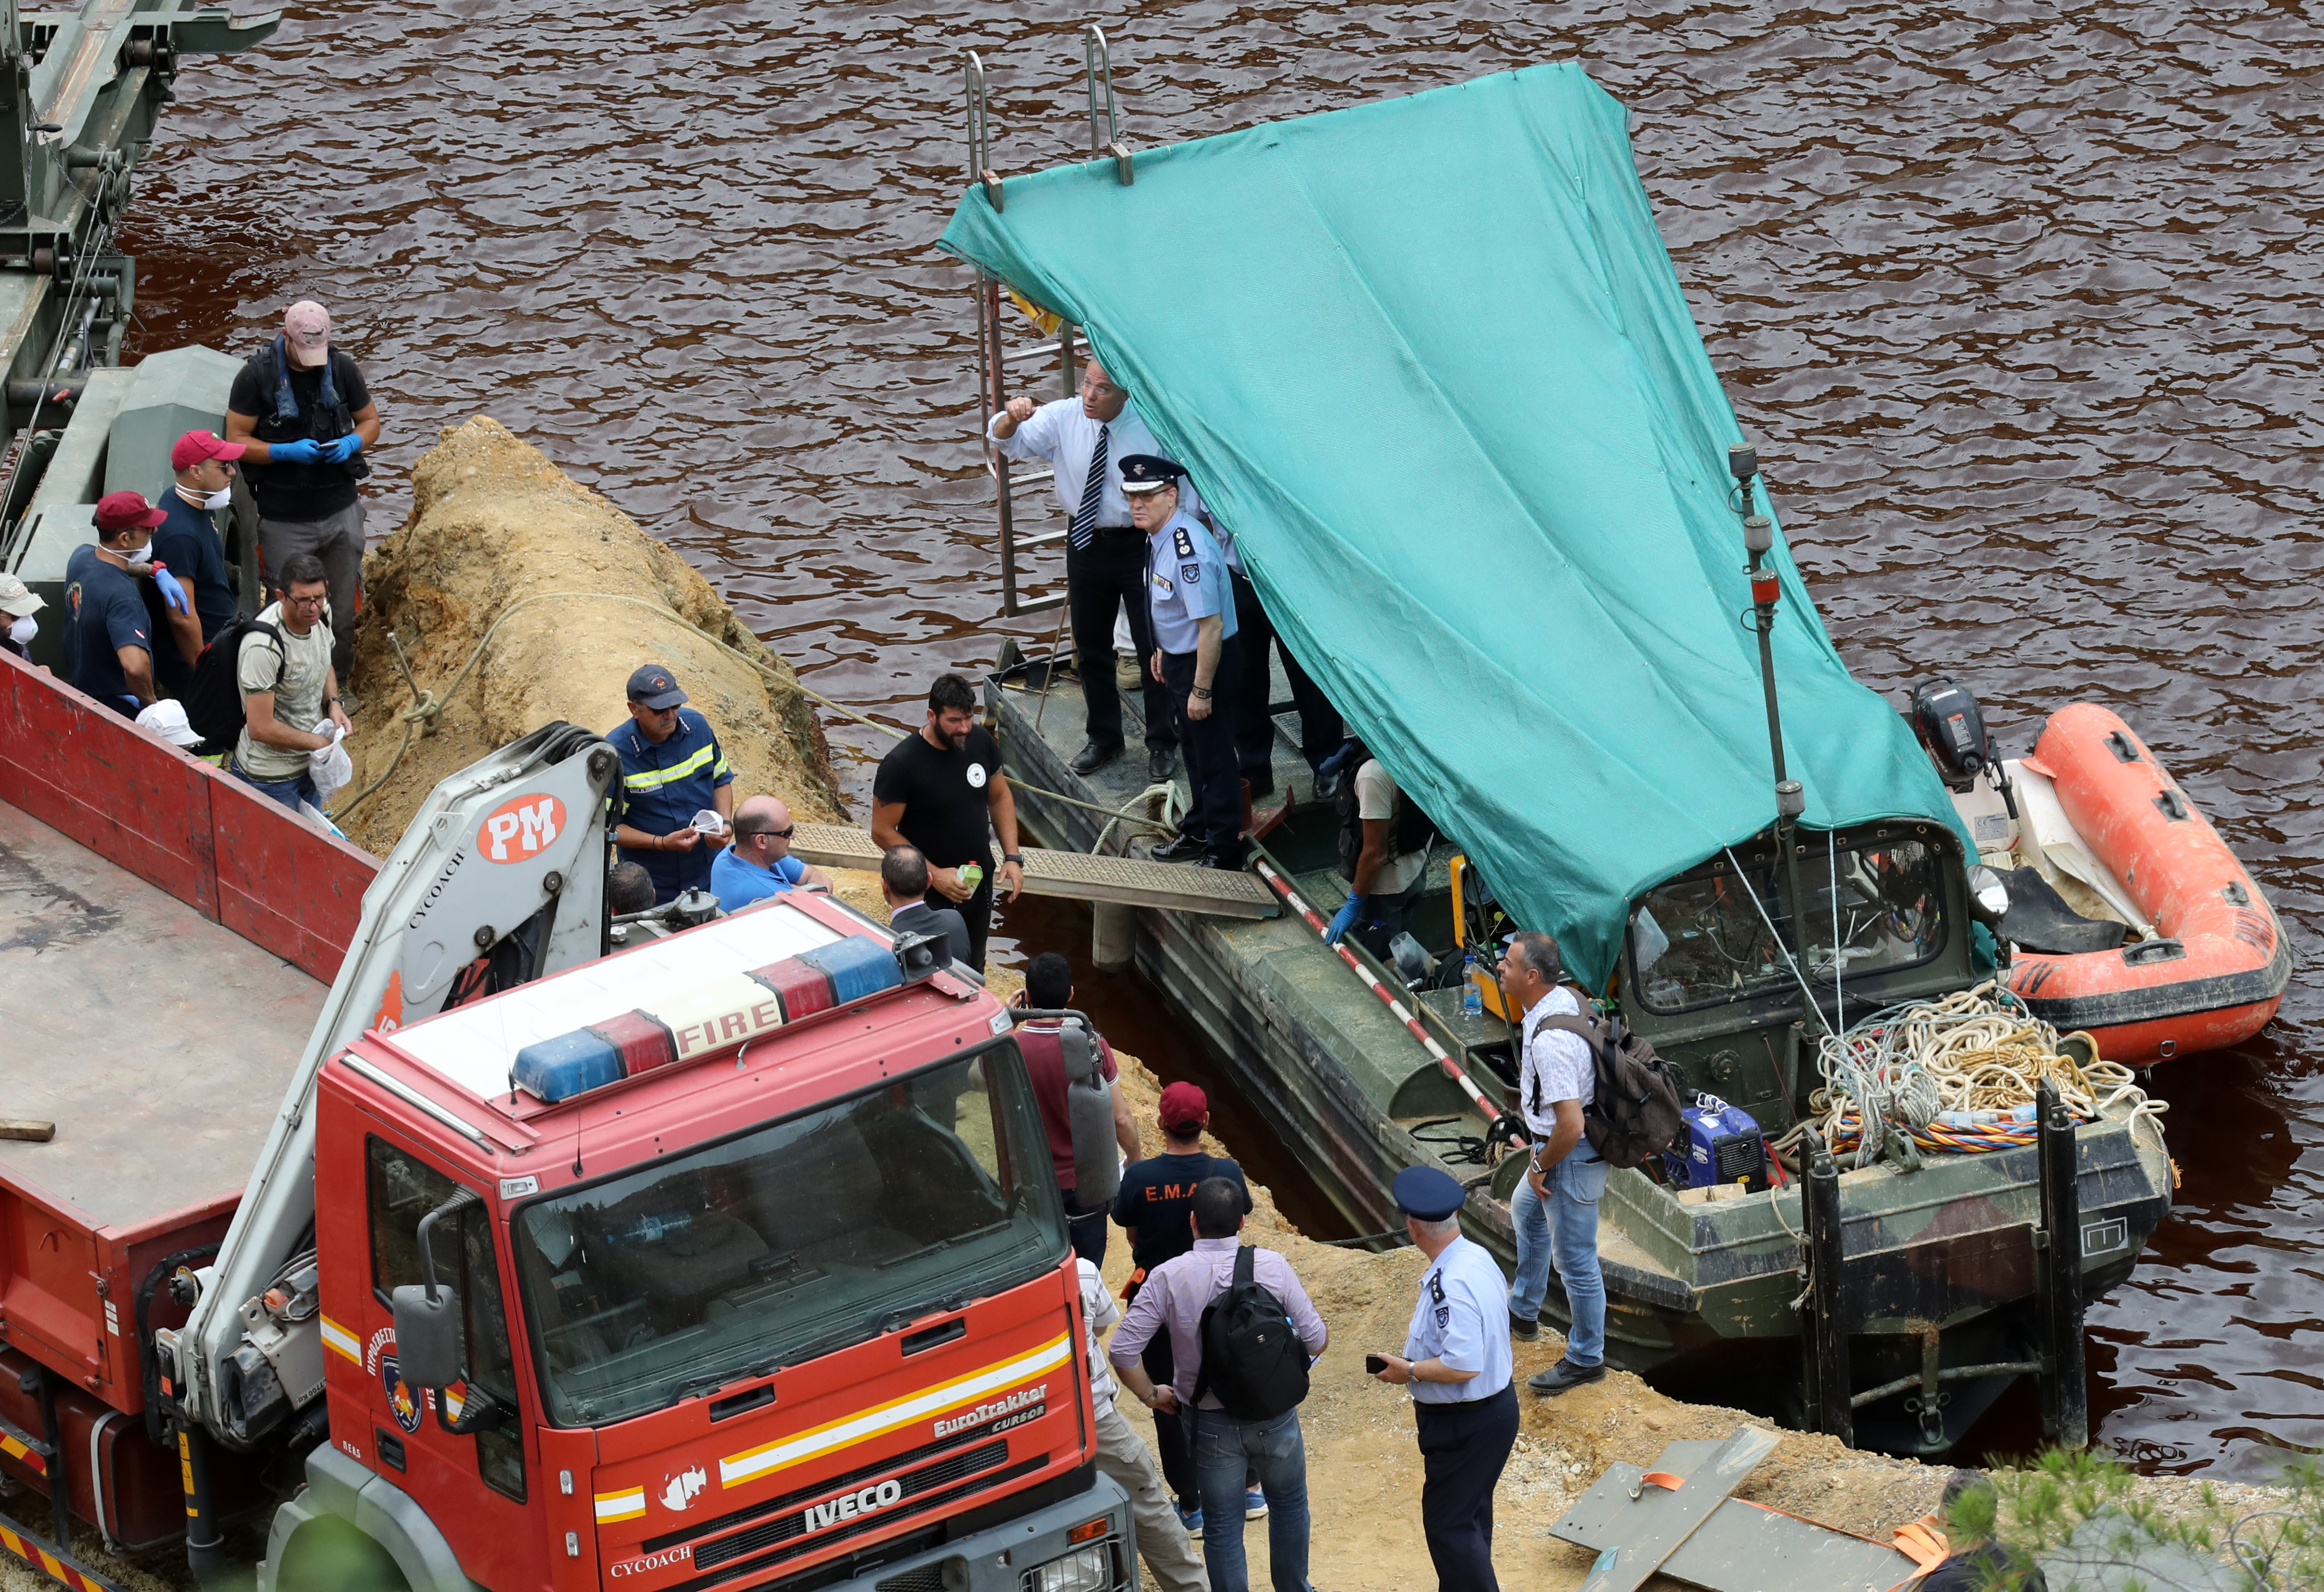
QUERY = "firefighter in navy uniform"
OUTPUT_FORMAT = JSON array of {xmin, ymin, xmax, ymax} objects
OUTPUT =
[{"xmin": 1121, "ymin": 454, "xmax": 1244, "ymax": 869}]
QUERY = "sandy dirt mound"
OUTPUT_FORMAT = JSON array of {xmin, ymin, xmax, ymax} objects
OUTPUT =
[{"xmin": 334, "ymin": 416, "xmax": 840, "ymax": 853}]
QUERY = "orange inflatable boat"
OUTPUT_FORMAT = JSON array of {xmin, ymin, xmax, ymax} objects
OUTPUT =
[{"xmin": 1942, "ymin": 702, "xmax": 2290, "ymax": 1064}]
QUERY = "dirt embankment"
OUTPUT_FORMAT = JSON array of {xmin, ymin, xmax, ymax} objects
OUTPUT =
[{"xmin": 334, "ymin": 416, "xmax": 842, "ymax": 853}]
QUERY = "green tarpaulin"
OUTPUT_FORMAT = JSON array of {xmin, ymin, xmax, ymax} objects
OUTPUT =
[{"xmin": 939, "ymin": 61, "xmax": 1967, "ymax": 986}]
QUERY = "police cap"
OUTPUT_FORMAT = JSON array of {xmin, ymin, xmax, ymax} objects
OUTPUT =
[
  {"xmin": 1117, "ymin": 453, "xmax": 1187, "ymax": 494},
  {"xmin": 1392, "ymin": 1165, "xmax": 1465, "ymax": 1222}
]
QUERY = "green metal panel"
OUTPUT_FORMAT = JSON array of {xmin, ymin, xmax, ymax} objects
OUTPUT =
[{"xmin": 104, "ymin": 343, "xmax": 243, "ymax": 499}]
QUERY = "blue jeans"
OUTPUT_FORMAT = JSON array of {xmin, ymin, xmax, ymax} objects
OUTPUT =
[
  {"xmin": 1509, "ymin": 1151, "xmax": 1609, "ymax": 1366},
  {"xmin": 1192, "ymin": 1406, "xmax": 1310, "ymax": 1592},
  {"xmin": 230, "ymin": 759, "xmax": 319, "ymax": 815}
]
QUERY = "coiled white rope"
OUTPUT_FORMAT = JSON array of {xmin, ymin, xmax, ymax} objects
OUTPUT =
[{"xmin": 1784, "ymin": 982, "xmax": 2168, "ymax": 1163}]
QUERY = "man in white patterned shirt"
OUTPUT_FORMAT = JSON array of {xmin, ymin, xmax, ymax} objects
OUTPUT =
[
  {"xmin": 1498, "ymin": 931, "xmax": 1609, "ymax": 1393},
  {"xmin": 990, "ymin": 360, "xmax": 1201, "ymax": 783}
]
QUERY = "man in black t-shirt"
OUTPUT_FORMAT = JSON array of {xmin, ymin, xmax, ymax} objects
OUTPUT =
[
  {"xmin": 1110, "ymin": 1080, "xmax": 1252, "ymax": 1522},
  {"xmin": 225, "ymin": 301, "xmax": 381, "ymax": 673},
  {"xmin": 869, "ymin": 673, "xmax": 1024, "ymax": 973}
]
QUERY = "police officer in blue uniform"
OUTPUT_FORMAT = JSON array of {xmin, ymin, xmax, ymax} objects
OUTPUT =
[
  {"xmin": 607, "ymin": 664, "xmax": 736, "ymax": 904},
  {"xmin": 1121, "ymin": 454, "xmax": 1245, "ymax": 868},
  {"xmin": 1372, "ymin": 1166, "xmax": 1520, "ymax": 1592}
]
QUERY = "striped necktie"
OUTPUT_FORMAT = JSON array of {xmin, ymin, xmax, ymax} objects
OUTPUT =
[{"xmin": 1069, "ymin": 423, "xmax": 1109, "ymax": 549}]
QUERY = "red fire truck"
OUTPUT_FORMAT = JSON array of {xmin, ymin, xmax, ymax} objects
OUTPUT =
[{"xmin": 0, "ymin": 650, "xmax": 1131, "ymax": 1592}]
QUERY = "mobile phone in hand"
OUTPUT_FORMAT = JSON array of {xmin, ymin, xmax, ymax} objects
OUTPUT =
[{"xmin": 1365, "ymin": 1353, "xmax": 1388, "ymax": 1375}]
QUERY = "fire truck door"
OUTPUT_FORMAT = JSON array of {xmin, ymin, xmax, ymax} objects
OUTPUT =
[{"xmin": 362, "ymin": 1136, "xmax": 541, "ymax": 1590}]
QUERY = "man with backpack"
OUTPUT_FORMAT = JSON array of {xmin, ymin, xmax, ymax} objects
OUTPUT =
[
  {"xmin": 1009, "ymin": 952, "xmax": 1140, "ymax": 1265},
  {"xmin": 1323, "ymin": 738, "xmax": 1436, "ymax": 952},
  {"xmin": 1497, "ymin": 930, "xmax": 1608, "ymax": 1394},
  {"xmin": 223, "ymin": 553, "xmax": 348, "ymax": 813},
  {"xmin": 1110, "ymin": 1177, "xmax": 1329, "ymax": 1592}
]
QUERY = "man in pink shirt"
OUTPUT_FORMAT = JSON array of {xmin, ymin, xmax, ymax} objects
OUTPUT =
[{"xmin": 1109, "ymin": 1180, "xmax": 1329, "ymax": 1592}]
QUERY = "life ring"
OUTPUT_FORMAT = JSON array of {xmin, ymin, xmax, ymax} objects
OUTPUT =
[{"xmin": 2003, "ymin": 703, "xmax": 2289, "ymax": 1064}]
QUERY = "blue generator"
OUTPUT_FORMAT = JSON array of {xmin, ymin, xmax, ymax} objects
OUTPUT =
[{"xmin": 1663, "ymin": 1094, "xmax": 1769, "ymax": 1192}]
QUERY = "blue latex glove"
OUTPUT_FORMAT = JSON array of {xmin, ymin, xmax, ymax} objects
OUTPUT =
[
  {"xmin": 152, "ymin": 564, "xmax": 190, "ymax": 615},
  {"xmin": 269, "ymin": 438, "xmax": 323, "ymax": 464},
  {"xmin": 1324, "ymin": 892, "xmax": 1364, "ymax": 945},
  {"xmin": 322, "ymin": 433, "xmax": 363, "ymax": 464}
]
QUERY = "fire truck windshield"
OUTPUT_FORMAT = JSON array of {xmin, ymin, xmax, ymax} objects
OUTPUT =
[{"xmin": 512, "ymin": 1041, "xmax": 1064, "ymax": 1427}]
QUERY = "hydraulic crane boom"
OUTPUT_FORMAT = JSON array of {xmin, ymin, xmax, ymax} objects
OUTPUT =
[{"xmin": 172, "ymin": 723, "xmax": 621, "ymax": 1448}]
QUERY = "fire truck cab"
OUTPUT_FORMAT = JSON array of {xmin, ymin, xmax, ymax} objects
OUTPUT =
[{"xmin": 265, "ymin": 889, "xmax": 1129, "ymax": 1592}]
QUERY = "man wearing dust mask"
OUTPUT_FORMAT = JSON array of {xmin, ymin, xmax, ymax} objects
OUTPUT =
[{"xmin": 148, "ymin": 429, "xmax": 249, "ymax": 695}]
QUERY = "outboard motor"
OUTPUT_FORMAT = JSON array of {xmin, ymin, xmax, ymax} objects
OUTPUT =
[{"xmin": 1910, "ymin": 676, "xmax": 2017, "ymax": 819}]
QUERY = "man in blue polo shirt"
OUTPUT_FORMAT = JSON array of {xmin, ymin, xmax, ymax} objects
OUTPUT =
[
  {"xmin": 607, "ymin": 664, "xmax": 734, "ymax": 903},
  {"xmin": 710, "ymin": 794, "xmax": 829, "ymax": 911}
]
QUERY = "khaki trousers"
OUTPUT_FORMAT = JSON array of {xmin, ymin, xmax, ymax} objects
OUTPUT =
[{"xmin": 1095, "ymin": 1396, "xmax": 1208, "ymax": 1592}]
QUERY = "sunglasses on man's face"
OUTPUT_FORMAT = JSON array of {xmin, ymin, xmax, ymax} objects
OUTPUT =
[{"xmin": 744, "ymin": 825, "xmax": 795, "ymax": 841}]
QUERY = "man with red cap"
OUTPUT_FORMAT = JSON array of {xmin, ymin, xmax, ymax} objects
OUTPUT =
[
  {"xmin": 1112, "ymin": 1078, "xmax": 1256, "ymax": 1531},
  {"xmin": 63, "ymin": 491, "xmax": 200, "ymax": 716},
  {"xmin": 148, "ymin": 430, "xmax": 247, "ymax": 692},
  {"xmin": 225, "ymin": 300, "xmax": 381, "ymax": 672}
]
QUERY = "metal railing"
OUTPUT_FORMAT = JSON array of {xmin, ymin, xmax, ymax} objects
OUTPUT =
[{"xmin": 962, "ymin": 25, "xmax": 1133, "ymax": 618}]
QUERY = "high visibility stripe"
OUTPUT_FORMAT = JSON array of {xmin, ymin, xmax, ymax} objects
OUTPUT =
[
  {"xmin": 622, "ymin": 744, "xmax": 717, "ymax": 791},
  {"xmin": 719, "ymin": 1333, "xmax": 1072, "ymax": 1490},
  {"xmin": 0, "ymin": 1430, "xmax": 46, "ymax": 1474},
  {"xmin": 0, "ymin": 1516, "xmax": 126, "ymax": 1590},
  {"xmin": 595, "ymin": 1487, "xmax": 646, "ymax": 1522},
  {"xmin": 320, "ymin": 1314, "xmax": 363, "ymax": 1365}
]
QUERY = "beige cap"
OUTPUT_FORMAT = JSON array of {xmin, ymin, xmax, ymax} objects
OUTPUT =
[
  {"xmin": 0, "ymin": 573, "xmax": 42, "ymax": 618},
  {"xmin": 284, "ymin": 300, "xmax": 331, "ymax": 369}
]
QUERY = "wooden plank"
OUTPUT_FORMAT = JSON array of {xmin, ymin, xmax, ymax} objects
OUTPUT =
[
  {"xmin": 1572, "ymin": 1425, "xmax": 1783, "ymax": 1592},
  {"xmin": 788, "ymin": 821, "xmax": 1279, "ymax": 919}
]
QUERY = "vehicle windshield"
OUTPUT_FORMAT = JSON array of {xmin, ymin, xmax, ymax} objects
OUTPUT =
[
  {"xmin": 512, "ymin": 1043, "xmax": 1063, "ymax": 1427},
  {"xmin": 1628, "ymin": 837, "xmax": 1949, "ymax": 1014}
]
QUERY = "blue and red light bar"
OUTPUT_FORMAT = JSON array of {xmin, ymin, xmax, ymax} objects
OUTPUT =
[{"xmin": 512, "ymin": 934, "xmax": 922, "ymax": 1103}]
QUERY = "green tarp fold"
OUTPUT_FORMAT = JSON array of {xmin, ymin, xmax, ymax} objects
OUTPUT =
[{"xmin": 939, "ymin": 61, "xmax": 1967, "ymax": 985}]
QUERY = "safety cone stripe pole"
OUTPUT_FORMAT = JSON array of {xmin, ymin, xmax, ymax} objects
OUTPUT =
[{"xmin": 1251, "ymin": 853, "xmax": 1502, "ymax": 1122}]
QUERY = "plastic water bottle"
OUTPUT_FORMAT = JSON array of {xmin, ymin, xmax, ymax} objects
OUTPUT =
[{"xmin": 1462, "ymin": 955, "xmax": 1483, "ymax": 1018}]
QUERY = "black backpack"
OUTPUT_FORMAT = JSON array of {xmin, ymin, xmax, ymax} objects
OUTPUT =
[
  {"xmin": 1191, "ymin": 1247, "xmax": 1310, "ymax": 1422},
  {"xmin": 1535, "ymin": 1007, "xmax": 1685, "ymax": 1169},
  {"xmin": 1334, "ymin": 755, "xmax": 1438, "ymax": 880},
  {"xmin": 182, "ymin": 616, "xmax": 281, "ymax": 754}
]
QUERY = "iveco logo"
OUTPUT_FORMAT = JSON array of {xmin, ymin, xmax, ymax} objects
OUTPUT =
[{"xmin": 802, "ymin": 1478, "xmax": 903, "ymax": 1534}]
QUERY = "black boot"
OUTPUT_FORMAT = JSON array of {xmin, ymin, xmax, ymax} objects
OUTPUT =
[{"xmin": 1070, "ymin": 739, "xmax": 1123, "ymax": 775}]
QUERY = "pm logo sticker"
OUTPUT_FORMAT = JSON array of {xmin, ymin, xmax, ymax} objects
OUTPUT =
[
  {"xmin": 966, "ymin": 763, "xmax": 987, "ymax": 789},
  {"xmin": 476, "ymin": 793, "xmax": 565, "ymax": 862}
]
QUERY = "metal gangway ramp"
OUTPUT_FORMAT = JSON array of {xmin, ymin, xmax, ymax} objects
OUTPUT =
[{"xmin": 788, "ymin": 822, "xmax": 1278, "ymax": 919}]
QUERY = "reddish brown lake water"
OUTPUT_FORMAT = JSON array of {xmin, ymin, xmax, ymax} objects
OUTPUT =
[{"xmin": 121, "ymin": 0, "xmax": 2322, "ymax": 1479}]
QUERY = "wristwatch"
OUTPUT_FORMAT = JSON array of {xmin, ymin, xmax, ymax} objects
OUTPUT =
[
  {"xmin": 1003, "ymin": 853, "xmax": 1024, "ymax": 865},
  {"xmin": 1190, "ymin": 685, "xmax": 1213, "ymax": 700}
]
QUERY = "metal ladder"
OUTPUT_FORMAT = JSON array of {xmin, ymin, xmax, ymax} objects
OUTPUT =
[{"xmin": 962, "ymin": 25, "xmax": 1133, "ymax": 617}]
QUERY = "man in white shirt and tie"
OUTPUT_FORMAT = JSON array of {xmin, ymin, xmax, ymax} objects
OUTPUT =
[{"xmin": 991, "ymin": 358, "xmax": 1189, "ymax": 783}]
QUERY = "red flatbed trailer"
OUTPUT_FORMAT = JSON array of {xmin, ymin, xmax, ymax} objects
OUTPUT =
[
  {"xmin": 0, "ymin": 650, "xmax": 1135, "ymax": 1592},
  {"xmin": 0, "ymin": 649, "xmax": 376, "ymax": 1559}
]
